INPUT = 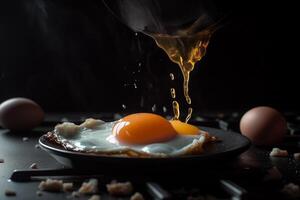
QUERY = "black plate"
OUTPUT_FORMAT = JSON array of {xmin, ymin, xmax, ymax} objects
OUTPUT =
[{"xmin": 39, "ymin": 127, "xmax": 251, "ymax": 173}]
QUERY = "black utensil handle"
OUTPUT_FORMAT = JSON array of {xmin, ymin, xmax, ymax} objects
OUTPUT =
[{"xmin": 10, "ymin": 168, "xmax": 102, "ymax": 182}]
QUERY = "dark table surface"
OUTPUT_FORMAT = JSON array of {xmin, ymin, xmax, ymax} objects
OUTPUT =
[{"xmin": 1, "ymin": 113, "xmax": 300, "ymax": 200}]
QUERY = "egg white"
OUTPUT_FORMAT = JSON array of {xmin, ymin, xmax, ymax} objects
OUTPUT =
[{"xmin": 52, "ymin": 119, "xmax": 210, "ymax": 157}]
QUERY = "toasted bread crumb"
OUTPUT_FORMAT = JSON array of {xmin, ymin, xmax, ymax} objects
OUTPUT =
[
  {"xmin": 294, "ymin": 153, "xmax": 300, "ymax": 160},
  {"xmin": 78, "ymin": 179, "xmax": 98, "ymax": 194},
  {"xmin": 106, "ymin": 181, "xmax": 133, "ymax": 196},
  {"xmin": 281, "ymin": 183, "xmax": 300, "ymax": 198},
  {"xmin": 5, "ymin": 189, "xmax": 16, "ymax": 196},
  {"xmin": 130, "ymin": 192, "xmax": 144, "ymax": 200},
  {"xmin": 89, "ymin": 194, "xmax": 101, "ymax": 200},
  {"xmin": 36, "ymin": 191, "xmax": 43, "ymax": 196},
  {"xmin": 38, "ymin": 179, "xmax": 63, "ymax": 192},
  {"xmin": 63, "ymin": 183, "xmax": 74, "ymax": 192},
  {"xmin": 269, "ymin": 148, "xmax": 288, "ymax": 157},
  {"xmin": 72, "ymin": 191, "xmax": 80, "ymax": 198}
]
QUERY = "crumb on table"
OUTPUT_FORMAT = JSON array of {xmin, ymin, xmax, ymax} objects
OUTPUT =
[
  {"xmin": 130, "ymin": 192, "xmax": 144, "ymax": 200},
  {"xmin": 38, "ymin": 179, "xmax": 63, "ymax": 192},
  {"xmin": 63, "ymin": 182, "xmax": 73, "ymax": 192},
  {"xmin": 78, "ymin": 179, "xmax": 98, "ymax": 194},
  {"xmin": 281, "ymin": 183, "xmax": 300, "ymax": 198},
  {"xmin": 72, "ymin": 191, "xmax": 80, "ymax": 198},
  {"xmin": 106, "ymin": 181, "xmax": 133, "ymax": 196},
  {"xmin": 36, "ymin": 191, "xmax": 43, "ymax": 196},
  {"xmin": 269, "ymin": 148, "xmax": 288, "ymax": 157},
  {"xmin": 293, "ymin": 153, "xmax": 300, "ymax": 160},
  {"xmin": 88, "ymin": 194, "xmax": 101, "ymax": 200},
  {"xmin": 5, "ymin": 189, "xmax": 16, "ymax": 196}
]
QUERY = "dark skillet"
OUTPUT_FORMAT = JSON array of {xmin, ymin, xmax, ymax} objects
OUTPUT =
[{"xmin": 39, "ymin": 127, "xmax": 250, "ymax": 175}]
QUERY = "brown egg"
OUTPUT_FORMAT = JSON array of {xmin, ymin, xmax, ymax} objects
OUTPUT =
[
  {"xmin": 240, "ymin": 106, "xmax": 287, "ymax": 145},
  {"xmin": 0, "ymin": 98, "xmax": 44, "ymax": 131}
]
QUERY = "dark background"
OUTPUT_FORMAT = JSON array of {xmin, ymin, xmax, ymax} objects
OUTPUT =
[{"xmin": 0, "ymin": 0, "xmax": 299, "ymax": 115}]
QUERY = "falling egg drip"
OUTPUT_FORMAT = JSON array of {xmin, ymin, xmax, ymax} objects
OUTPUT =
[
  {"xmin": 170, "ymin": 73, "xmax": 175, "ymax": 80},
  {"xmin": 170, "ymin": 88, "xmax": 176, "ymax": 99},
  {"xmin": 185, "ymin": 107, "xmax": 193, "ymax": 123},
  {"xmin": 172, "ymin": 101, "xmax": 180, "ymax": 120},
  {"xmin": 151, "ymin": 104, "xmax": 157, "ymax": 112}
]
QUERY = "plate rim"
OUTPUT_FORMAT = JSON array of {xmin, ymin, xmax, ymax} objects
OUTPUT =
[{"xmin": 39, "ymin": 127, "xmax": 251, "ymax": 161}]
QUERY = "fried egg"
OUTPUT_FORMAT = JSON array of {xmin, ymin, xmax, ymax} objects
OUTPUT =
[{"xmin": 48, "ymin": 113, "xmax": 215, "ymax": 157}]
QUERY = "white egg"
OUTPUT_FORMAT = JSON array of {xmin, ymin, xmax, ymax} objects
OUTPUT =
[{"xmin": 51, "ymin": 119, "xmax": 211, "ymax": 157}]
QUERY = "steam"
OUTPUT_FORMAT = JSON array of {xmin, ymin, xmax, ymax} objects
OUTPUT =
[
  {"xmin": 118, "ymin": 0, "xmax": 164, "ymax": 33},
  {"xmin": 107, "ymin": 0, "xmax": 218, "ymax": 35},
  {"xmin": 26, "ymin": 0, "xmax": 49, "ymax": 33},
  {"xmin": 22, "ymin": 0, "xmax": 101, "ymax": 111}
]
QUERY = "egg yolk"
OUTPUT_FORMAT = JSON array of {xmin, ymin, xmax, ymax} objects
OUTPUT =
[
  {"xmin": 169, "ymin": 120, "xmax": 200, "ymax": 135},
  {"xmin": 113, "ymin": 113, "xmax": 177, "ymax": 145}
]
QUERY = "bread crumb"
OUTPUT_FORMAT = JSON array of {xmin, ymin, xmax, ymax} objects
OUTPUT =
[
  {"xmin": 281, "ymin": 183, "xmax": 300, "ymax": 198},
  {"xmin": 38, "ymin": 179, "xmax": 63, "ymax": 192},
  {"xmin": 22, "ymin": 137, "xmax": 29, "ymax": 142},
  {"xmin": 5, "ymin": 189, "xmax": 16, "ymax": 196},
  {"xmin": 0, "ymin": 159, "xmax": 4, "ymax": 163},
  {"xmin": 130, "ymin": 192, "xmax": 144, "ymax": 200},
  {"xmin": 63, "ymin": 183, "xmax": 73, "ymax": 192},
  {"xmin": 78, "ymin": 179, "xmax": 98, "ymax": 194},
  {"xmin": 106, "ymin": 181, "xmax": 133, "ymax": 196},
  {"xmin": 30, "ymin": 163, "xmax": 38, "ymax": 169},
  {"xmin": 35, "ymin": 144, "xmax": 40, "ymax": 149},
  {"xmin": 263, "ymin": 166, "xmax": 282, "ymax": 181},
  {"xmin": 71, "ymin": 191, "xmax": 80, "ymax": 198},
  {"xmin": 294, "ymin": 153, "xmax": 300, "ymax": 160},
  {"xmin": 269, "ymin": 148, "xmax": 288, "ymax": 157},
  {"xmin": 36, "ymin": 191, "xmax": 43, "ymax": 196},
  {"xmin": 89, "ymin": 194, "xmax": 101, "ymax": 200},
  {"xmin": 80, "ymin": 118, "xmax": 104, "ymax": 129}
]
